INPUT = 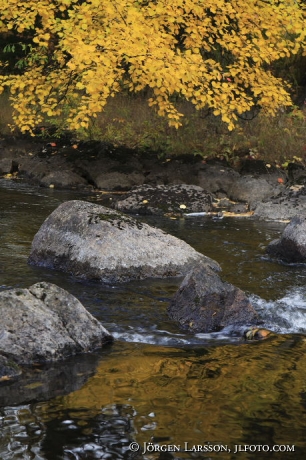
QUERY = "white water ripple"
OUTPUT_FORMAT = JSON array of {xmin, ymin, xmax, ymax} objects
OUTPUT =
[
  {"xmin": 111, "ymin": 324, "xmax": 244, "ymax": 346},
  {"xmin": 251, "ymin": 288, "xmax": 306, "ymax": 334}
]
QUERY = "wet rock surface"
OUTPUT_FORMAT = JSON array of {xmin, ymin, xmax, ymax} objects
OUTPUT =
[
  {"xmin": 254, "ymin": 185, "xmax": 306, "ymax": 221},
  {"xmin": 0, "ymin": 355, "xmax": 22, "ymax": 383},
  {"xmin": 0, "ymin": 282, "xmax": 112, "ymax": 367},
  {"xmin": 266, "ymin": 215, "xmax": 306, "ymax": 263},
  {"xmin": 197, "ymin": 164, "xmax": 240, "ymax": 194},
  {"xmin": 168, "ymin": 262, "xmax": 258, "ymax": 333},
  {"xmin": 28, "ymin": 200, "xmax": 218, "ymax": 282},
  {"xmin": 228, "ymin": 176, "xmax": 281, "ymax": 209},
  {"xmin": 114, "ymin": 184, "xmax": 213, "ymax": 215}
]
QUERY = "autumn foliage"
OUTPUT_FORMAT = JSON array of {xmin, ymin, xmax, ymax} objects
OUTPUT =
[{"xmin": 0, "ymin": 0, "xmax": 305, "ymax": 133}]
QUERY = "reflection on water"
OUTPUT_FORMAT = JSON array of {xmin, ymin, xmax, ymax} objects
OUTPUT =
[
  {"xmin": 1, "ymin": 339, "xmax": 306, "ymax": 459},
  {"xmin": 1, "ymin": 179, "xmax": 306, "ymax": 458}
]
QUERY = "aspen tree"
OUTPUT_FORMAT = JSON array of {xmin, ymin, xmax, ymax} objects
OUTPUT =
[{"xmin": 0, "ymin": 0, "xmax": 305, "ymax": 133}]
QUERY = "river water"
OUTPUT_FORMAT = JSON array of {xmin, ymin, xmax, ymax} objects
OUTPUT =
[{"xmin": 1, "ymin": 178, "xmax": 306, "ymax": 459}]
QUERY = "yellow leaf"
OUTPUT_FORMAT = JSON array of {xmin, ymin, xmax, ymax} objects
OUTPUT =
[{"xmin": 0, "ymin": 0, "xmax": 303, "ymax": 132}]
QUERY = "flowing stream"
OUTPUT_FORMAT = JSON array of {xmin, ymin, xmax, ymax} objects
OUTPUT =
[{"xmin": 1, "ymin": 178, "xmax": 306, "ymax": 459}]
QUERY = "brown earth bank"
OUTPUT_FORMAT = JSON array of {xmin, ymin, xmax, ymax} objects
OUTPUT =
[{"xmin": 2, "ymin": 135, "xmax": 306, "ymax": 220}]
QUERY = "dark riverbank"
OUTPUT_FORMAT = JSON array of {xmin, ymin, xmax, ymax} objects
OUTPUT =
[{"xmin": 2, "ymin": 135, "xmax": 306, "ymax": 221}]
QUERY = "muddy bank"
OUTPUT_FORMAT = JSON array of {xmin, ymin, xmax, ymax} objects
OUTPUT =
[{"xmin": 0, "ymin": 136, "xmax": 305, "ymax": 220}]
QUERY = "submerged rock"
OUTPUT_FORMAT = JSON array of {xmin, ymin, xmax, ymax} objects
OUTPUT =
[
  {"xmin": 168, "ymin": 262, "xmax": 258, "ymax": 333},
  {"xmin": 28, "ymin": 200, "xmax": 218, "ymax": 282},
  {"xmin": 0, "ymin": 282, "xmax": 112, "ymax": 366},
  {"xmin": 266, "ymin": 215, "xmax": 306, "ymax": 263}
]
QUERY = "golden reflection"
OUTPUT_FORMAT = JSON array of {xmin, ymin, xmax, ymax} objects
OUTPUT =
[{"xmin": 48, "ymin": 336, "xmax": 306, "ymax": 450}]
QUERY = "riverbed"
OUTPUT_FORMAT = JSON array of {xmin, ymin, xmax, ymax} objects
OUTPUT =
[{"xmin": 1, "ymin": 178, "xmax": 306, "ymax": 459}]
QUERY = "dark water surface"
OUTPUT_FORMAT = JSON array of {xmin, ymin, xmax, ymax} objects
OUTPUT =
[{"xmin": 1, "ymin": 178, "xmax": 306, "ymax": 459}]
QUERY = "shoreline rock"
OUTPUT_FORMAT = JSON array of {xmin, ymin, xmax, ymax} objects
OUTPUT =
[
  {"xmin": 114, "ymin": 184, "xmax": 213, "ymax": 215},
  {"xmin": 1, "ymin": 137, "xmax": 299, "ymax": 221},
  {"xmin": 266, "ymin": 215, "xmax": 306, "ymax": 263}
]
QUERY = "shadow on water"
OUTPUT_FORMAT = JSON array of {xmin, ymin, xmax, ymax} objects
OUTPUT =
[
  {"xmin": 0, "ymin": 348, "xmax": 113, "ymax": 408},
  {"xmin": 1, "ymin": 180, "xmax": 306, "ymax": 458}
]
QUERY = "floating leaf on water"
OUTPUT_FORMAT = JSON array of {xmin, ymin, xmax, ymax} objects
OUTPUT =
[
  {"xmin": 245, "ymin": 329, "xmax": 255, "ymax": 340},
  {"xmin": 24, "ymin": 382, "xmax": 44, "ymax": 390},
  {"xmin": 245, "ymin": 327, "xmax": 272, "ymax": 340},
  {"xmin": 245, "ymin": 328, "xmax": 259, "ymax": 340}
]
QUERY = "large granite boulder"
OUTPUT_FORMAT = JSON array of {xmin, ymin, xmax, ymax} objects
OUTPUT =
[
  {"xmin": 0, "ymin": 282, "xmax": 112, "ymax": 368},
  {"xmin": 28, "ymin": 200, "xmax": 218, "ymax": 282},
  {"xmin": 114, "ymin": 184, "xmax": 213, "ymax": 215},
  {"xmin": 168, "ymin": 263, "xmax": 258, "ymax": 333},
  {"xmin": 266, "ymin": 215, "xmax": 306, "ymax": 262}
]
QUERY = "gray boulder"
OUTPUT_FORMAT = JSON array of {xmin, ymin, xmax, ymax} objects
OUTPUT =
[
  {"xmin": 18, "ymin": 155, "xmax": 90, "ymax": 190},
  {"xmin": 0, "ymin": 282, "xmax": 112, "ymax": 366},
  {"xmin": 115, "ymin": 184, "xmax": 213, "ymax": 215},
  {"xmin": 0, "ymin": 158, "xmax": 18, "ymax": 175},
  {"xmin": 168, "ymin": 263, "xmax": 258, "ymax": 333},
  {"xmin": 94, "ymin": 172, "xmax": 145, "ymax": 190},
  {"xmin": 28, "ymin": 200, "xmax": 217, "ymax": 282},
  {"xmin": 228, "ymin": 176, "xmax": 279, "ymax": 209},
  {"xmin": 198, "ymin": 164, "xmax": 240, "ymax": 195},
  {"xmin": 266, "ymin": 215, "xmax": 306, "ymax": 262},
  {"xmin": 254, "ymin": 186, "xmax": 306, "ymax": 221},
  {"xmin": 40, "ymin": 170, "xmax": 89, "ymax": 189}
]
